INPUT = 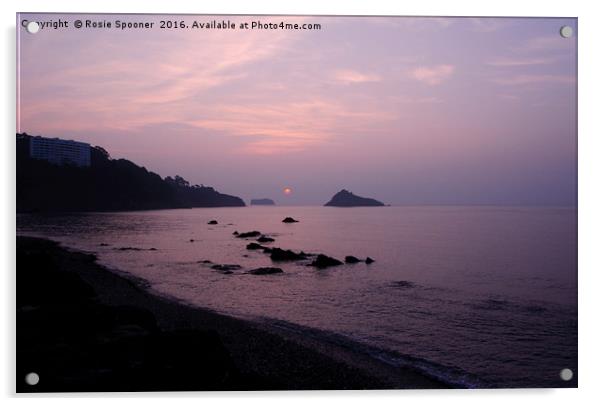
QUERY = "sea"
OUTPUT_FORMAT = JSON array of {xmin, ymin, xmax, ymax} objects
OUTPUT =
[{"xmin": 17, "ymin": 206, "xmax": 578, "ymax": 388}]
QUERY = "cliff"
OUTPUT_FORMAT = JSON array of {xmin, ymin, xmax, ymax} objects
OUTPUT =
[{"xmin": 16, "ymin": 133, "xmax": 245, "ymax": 212}]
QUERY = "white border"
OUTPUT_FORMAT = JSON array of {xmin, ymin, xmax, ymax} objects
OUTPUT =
[{"xmin": 2, "ymin": 0, "xmax": 601, "ymax": 405}]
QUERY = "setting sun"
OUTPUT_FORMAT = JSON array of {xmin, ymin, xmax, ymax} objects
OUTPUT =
[{"xmin": 283, "ymin": 187, "xmax": 292, "ymax": 195}]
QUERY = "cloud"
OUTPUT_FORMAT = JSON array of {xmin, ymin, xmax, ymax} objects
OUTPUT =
[
  {"xmin": 514, "ymin": 35, "xmax": 575, "ymax": 53},
  {"xmin": 498, "ymin": 94, "xmax": 520, "ymax": 101},
  {"xmin": 19, "ymin": 16, "xmax": 301, "ymax": 133},
  {"xmin": 486, "ymin": 57, "xmax": 556, "ymax": 67},
  {"xmin": 334, "ymin": 69, "xmax": 381, "ymax": 84},
  {"xmin": 468, "ymin": 18, "xmax": 509, "ymax": 33},
  {"xmin": 187, "ymin": 99, "xmax": 396, "ymax": 155},
  {"xmin": 492, "ymin": 74, "xmax": 575, "ymax": 86},
  {"xmin": 410, "ymin": 65, "xmax": 455, "ymax": 85}
]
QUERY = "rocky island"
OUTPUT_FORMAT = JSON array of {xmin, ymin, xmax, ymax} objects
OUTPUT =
[
  {"xmin": 250, "ymin": 198, "xmax": 276, "ymax": 206},
  {"xmin": 324, "ymin": 189, "xmax": 385, "ymax": 207}
]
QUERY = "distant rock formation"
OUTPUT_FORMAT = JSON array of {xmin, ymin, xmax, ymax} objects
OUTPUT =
[
  {"xmin": 250, "ymin": 198, "xmax": 275, "ymax": 206},
  {"xmin": 324, "ymin": 189, "xmax": 385, "ymax": 207},
  {"xmin": 282, "ymin": 217, "xmax": 299, "ymax": 223}
]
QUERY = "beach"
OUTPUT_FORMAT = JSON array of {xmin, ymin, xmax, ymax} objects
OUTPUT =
[{"xmin": 17, "ymin": 236, "xmax": 447, "ymax": 392}]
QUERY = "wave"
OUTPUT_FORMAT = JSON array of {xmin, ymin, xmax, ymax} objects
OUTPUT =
[{"xmin": 251, "ymin": 317, "xmax": 489, "ymax": 389}]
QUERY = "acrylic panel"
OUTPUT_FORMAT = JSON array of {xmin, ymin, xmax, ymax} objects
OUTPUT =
[{"xmin": 16, "ymin": 13, "xmax": 577, "ymax": 392}]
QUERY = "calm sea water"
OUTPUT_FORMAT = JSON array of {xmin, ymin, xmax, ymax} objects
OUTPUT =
[{"xmin": 17, "ymin": 206, "xmax": 577, "ymax": 388}]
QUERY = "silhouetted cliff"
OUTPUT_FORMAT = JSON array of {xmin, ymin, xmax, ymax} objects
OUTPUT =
[
  {"xmin": 324, "ymin": 189, "xmax": 385, "ymax": 207},
  {"xmin": 16, "ymin": 133, "xmax": 245, "ymax": 212}
]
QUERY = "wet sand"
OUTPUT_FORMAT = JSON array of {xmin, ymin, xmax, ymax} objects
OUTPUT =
[{"xmin": 16, "ymin": 236, "xmax": 448, "ymax": 392}]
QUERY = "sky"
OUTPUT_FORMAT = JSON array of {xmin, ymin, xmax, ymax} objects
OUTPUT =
[{"xmin": 17, "ymin": 15, "xmax": 577, "ymax": 205}]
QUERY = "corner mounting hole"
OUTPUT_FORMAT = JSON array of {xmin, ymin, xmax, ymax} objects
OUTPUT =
[
  {"xmin": 26, "ymin": 21, "xmax": 40, "ymax": 34},
  {"xmin": 559, "ymin": 26, "xmax": 573, "ymax": 38},
  {"xmin": 560, "ymin": 368, "xmax": 573, "ymax": 381},
  {"xmin": 25, "ymin": 372, "xmax": 40, "ymax": 385}
]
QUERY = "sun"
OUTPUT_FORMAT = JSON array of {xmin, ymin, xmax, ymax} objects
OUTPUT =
[{"xmin": 283, "ymin": 187, "xmax": 292, "ymax": 195}]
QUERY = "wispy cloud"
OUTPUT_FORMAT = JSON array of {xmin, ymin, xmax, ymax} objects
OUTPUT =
[
  {"xmin": 334, "ymin": 69, "xmax": 381, "ymax": 84},
  {"xmin": 468, "ymin": 18, "xmax": 509, "ymax": 33},
  {"xmin": 187, "ymin": 100, "xmax": 396, "ymax": 155},
  {"xmin": 498, "ymin": 93, "xmax": 520, "ymax": 101},
  {"xmin": 410, "ymin": 65, "xmax": 455, "ymax": 85},
  {"xmin": 20, "ymin": 17, "xmax": 300, "ymax": 133},
  {"xmin": 486, "ymin": 57, "xmax": 556, "ymax": 67},
  {"xmin": 492, "ymin": 74, "xmax": 575, "ymax": 86},
  {"xmin": 514, "ymin": 35, "xmax": 575, "ymax": 53}
]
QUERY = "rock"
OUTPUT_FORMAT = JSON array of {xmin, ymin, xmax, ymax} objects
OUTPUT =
[
  {"xmin": 116, "ymin": 246, "xmax": 158, "ymax": 251},
  {"xmin": 345, "ymin": 256, "xmax": 361, "ymax": 264},
  {"xmin": 250, "ymin": 198, "xmax": 275, "ymax": 206},
  {"xmin": 324, "ymin": 189, "xmax": 385, "ymax": 207},
  {"xmin": 208, "ymin": 220, "xmax": 218, "ymax": 225},
  {"xmin": 365, "ymin": 257, "xmax": 375, "ymax": 264},
  {"xmin": 390, "ymin": 280, "xmax": 415, "ymax": 289},
  {"xmin": 282, "ymin": 217, "xmax": 299, "ymax": 223},
  {"xmin": 211, "ymin": 264, "xmax": 242, "ymax": 272},
  {"xmin": 236, "ymin": 230, "xmax": 261, "ymax": 238},
  {"xmin": 257, "ymin": 235, "xmax": 275, "ymax": 243},
  {"xmin": 198, "ymin": 260, "xmax": 213, "ymax": 264},
  {"xmin": 270, "ymin": 248, "xmax": 307, "ymax": 261},
  {"xmin": 246, "ymin": 242, "xmax": 266, "ymax": 250},
  {"xmin": 189, "ymin": 239, "xmax": 195, "ymax": 242},
  {"xmin": 248, "ymin": 267, "xmax": 283, "ymax": 275},
  {"xmin": 99, "ymin": 243, "xmax": 110, "ymax": 247},
  {"xmin": 232, "ymin": 231, "xmax": 239, "ymax": 235},
  {"xmin": 311, "ymin": 254, "xmax": 343, "ymax": 269}
]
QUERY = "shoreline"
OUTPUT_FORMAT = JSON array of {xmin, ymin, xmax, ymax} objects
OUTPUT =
[{"xmin": 16, "ymin": 236, "xmax": 449, "ymax": 392}]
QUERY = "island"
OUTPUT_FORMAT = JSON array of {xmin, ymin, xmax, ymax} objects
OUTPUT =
[
  {"xmin": 250, "ymin": 198, "xmax": 276, "ymax": 206},
  {"xmin": 324, "ymin": 189, "xmax": 385, "ymax": 207}
]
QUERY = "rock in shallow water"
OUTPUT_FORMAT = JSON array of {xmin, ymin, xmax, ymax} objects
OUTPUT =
[
  {"xmin": 236, "ymin": 231, "xmax": 261, "ymax": 238},
  {"xmin": 248, "ymin": 267, "xmax": 284, "ymax": 275},
  {"xmin": 246, "ymin": 242, "xmax": 266, "ymax": 250},
  {"xmin": 270, "ymin": 248, "xmax": 307, "ymax": 261},
  {"xmin": 282, "ymin": 217, "xmax": 299, "ymax": 223},
  {"xmin": 211, "ymin": 264, "xmax": 242, "ymax": 272},
  {"xmin": 365, "ymin": 257, "xmax": 375, "ymax": 264},
  {"xmin": 390, "ymin": 280, "xmax": 416, "ymax": 289},
  {"xmin": 344, "ymin": 256, "xmax": 361, "ymax": 264},
  {"xmin": 257, "ymin": 235, "xmax": 275, "ymax": 243},
  {"xmin": 311, "ymin": 254, "xmax": 343, "ymax": 269},
  {"xmin": 208, "ymin": 220, "xmax": 218, "ymax": 225}
]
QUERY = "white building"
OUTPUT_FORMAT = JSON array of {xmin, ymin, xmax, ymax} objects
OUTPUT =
[{"xmin": 29, "ymin": 136, "xmax": 91, "ymax": 167}]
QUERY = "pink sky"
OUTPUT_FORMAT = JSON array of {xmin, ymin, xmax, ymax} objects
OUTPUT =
[{"xmin": 18, "ymin": 15, "xmax": 577, "ymax": 205}]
